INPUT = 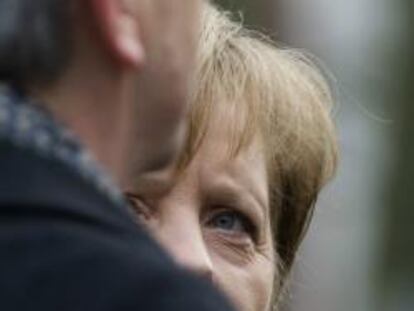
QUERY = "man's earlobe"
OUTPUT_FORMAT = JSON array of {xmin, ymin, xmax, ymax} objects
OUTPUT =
[{"xmin": 89, "ymin": 0, "xmax": 146, "ymax": 69}]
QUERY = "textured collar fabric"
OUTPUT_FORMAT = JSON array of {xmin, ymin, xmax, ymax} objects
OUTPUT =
[{"xmin": 0, "ymin": 85, "xmax": 124, "ymax": 207}]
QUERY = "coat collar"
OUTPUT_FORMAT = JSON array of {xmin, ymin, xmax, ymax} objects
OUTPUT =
[{"xmin": 0, "ymin": 85, "xmax": 124, "ymax": 208}]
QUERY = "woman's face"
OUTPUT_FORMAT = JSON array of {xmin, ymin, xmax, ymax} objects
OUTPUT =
[{"xmin": 127, "ymin": 123, "xmax": 275, "ymax": 311}]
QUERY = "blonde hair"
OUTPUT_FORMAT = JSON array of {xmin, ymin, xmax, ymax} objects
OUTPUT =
[{"xmin": 179, "ymin": 2, "xmax": 338, "ymax": 301}]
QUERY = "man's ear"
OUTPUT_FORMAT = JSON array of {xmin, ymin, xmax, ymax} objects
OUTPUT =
[{"xmin": 89, "ymin": 0, "xmax": 145, "ymax": 69}]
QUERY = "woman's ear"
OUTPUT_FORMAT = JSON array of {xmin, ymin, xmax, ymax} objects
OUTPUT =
[{"xmin": 88, "ymin": 0, "xmax": 146, "ymax": 69}]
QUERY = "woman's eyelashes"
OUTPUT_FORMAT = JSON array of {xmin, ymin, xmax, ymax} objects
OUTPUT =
[
  {"xmin": 125, "ymin": 192, "xmax": 153, "ymax": 222},
  {"xmin": 125, "ymin": 192, "xmax": 261, "ymax": 244},
  {"xmin": 205, "ymin": 208, "xmax": 259, "ymax": 243}
]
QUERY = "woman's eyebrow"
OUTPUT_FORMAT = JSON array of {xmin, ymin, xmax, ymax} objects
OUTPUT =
[{"xmin": 204, "ymin": 177, "xmax": 267, "ymax": 223}]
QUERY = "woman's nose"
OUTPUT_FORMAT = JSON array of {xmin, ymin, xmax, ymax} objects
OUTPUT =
[{"xmin": 158, "ymin": 215, "xmax": 214, "ymax": 281}]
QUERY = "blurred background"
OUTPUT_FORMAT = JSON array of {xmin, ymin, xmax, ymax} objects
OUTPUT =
[{"xmin": 215, "ymin": 1, "xmax": 413, "ymax": 311}]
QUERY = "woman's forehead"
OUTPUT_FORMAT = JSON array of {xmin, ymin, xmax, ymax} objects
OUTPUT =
[
  {"xmin": 187, "ymin": 96, "xmax": 259, "ymax": 158},
  {"xmin": 179, "ymin": 127, "xmax": 269, "ymax": 209}
]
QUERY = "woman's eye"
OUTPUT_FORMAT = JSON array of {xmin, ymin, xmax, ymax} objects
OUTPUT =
[
  {"xmin": 207, "ymin": 211, "xmax": 254, "ymax": 236},
  {"xmin": 124, "ymin": 192, "xmax": 152, "ymax": 221}
]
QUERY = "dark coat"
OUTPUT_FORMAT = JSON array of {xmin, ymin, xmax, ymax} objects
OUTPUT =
[{"xmin": 0, "ymin": 141, "xmax": 233, "ymax": 311}]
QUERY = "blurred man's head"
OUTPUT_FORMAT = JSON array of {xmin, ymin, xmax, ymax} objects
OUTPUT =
[
  {"xmin": 126, "ymin": 1, "xmax": 202, "ymax": 175},
  {"xmin": 0, "ymin": 0, "xmax": 201, "ymax": 183}
]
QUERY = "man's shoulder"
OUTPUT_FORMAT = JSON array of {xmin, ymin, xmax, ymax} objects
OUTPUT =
[
  {"xmin": 0, "ymin": 140, "xmax": 133, "ymax": 228},
  {"xmin": 0, "ymin": 211, "xmax": 232, "ymax": 310},
  {"xmin": 0, "ymin": 142, "xmax": 234, "ymax": 311}
]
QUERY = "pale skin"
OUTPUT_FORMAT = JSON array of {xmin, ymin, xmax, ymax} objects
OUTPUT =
[
  {"xmin": 127, "ymin": 117, "xmax": 275, "ymax": 311},
  {"xmin": 32, "ymin": 0, "xmax": 201, "ymax": 186}
]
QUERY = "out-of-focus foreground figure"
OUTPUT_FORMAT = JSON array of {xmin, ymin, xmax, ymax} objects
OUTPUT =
[{"xmin": 0, "ymin": 0, "xmax": 235, "ymax": 310}]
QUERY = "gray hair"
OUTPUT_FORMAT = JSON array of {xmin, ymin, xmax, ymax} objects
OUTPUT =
[{"xmin": 0, "ymin": 0, "xmax": 72, "ymax": 86}]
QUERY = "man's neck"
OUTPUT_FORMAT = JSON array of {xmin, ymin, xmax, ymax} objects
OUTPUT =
[
  {"xmin": 0, "ymin": 85, "xmax": 126, "ymax": 206},
  {"xmin": 30, "ymin": 67, "xmax": 131, "ymax": 187}
]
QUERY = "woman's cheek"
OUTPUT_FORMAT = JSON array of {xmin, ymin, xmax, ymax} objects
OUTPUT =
[{"xmin": 204, "ymin": 230, "xmax": 275, "ymax": 311}]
